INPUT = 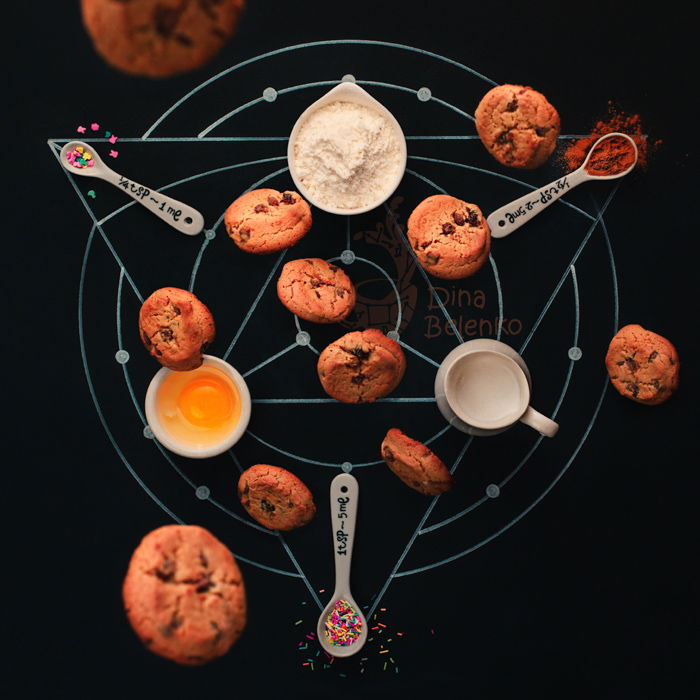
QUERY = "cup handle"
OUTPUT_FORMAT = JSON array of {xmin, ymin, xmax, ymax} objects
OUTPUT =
[{"xmin": 520, "ymin": 406, "xmax": 559, "ymax": 437}]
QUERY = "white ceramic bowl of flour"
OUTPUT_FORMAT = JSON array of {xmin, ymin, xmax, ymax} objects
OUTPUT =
[{"xmin": 287, "ymin": 82, "xmax": 407, "ymax": 215}]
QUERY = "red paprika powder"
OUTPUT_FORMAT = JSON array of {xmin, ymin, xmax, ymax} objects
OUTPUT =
[
  {"xmin": 584, "ymin": 135, "xmax": 637, "ymax": 176},
  {"xmin": 559, "ymin": 103, "xmax": 660, "ymax": 173}
]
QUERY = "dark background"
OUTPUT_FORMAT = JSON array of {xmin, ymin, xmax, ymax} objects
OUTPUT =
[{"xmin": 7, "ymin": 2, "xmax": 697, "ymax": 698}]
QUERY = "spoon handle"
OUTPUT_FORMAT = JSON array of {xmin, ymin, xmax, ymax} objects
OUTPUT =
[
  {"xmin": 97, "ymin": 166, "xmax": 204, "ymax": 236},
  {"xmin": 486, "ymin": 167, "xmax": 589, "ymax": 239},
  {"xmin": 329, "ymin": 472, "xmax": 359, "ymax": 592}
]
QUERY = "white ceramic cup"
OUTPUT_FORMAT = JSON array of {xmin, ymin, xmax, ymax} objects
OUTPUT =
[
  {"xmin": 442, "ymin": 348, "xmax": 558, "ymax": 437},
  {"xmin": 145, "ymin": 354, "xmax": 251, "ymax": 459}
]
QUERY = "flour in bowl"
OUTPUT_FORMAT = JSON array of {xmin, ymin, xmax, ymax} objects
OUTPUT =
[{"xmin": 291, "ymin": 101, "xmax": 405, "ymax": 211}]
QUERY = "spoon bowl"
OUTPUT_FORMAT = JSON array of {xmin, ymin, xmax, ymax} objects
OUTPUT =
[
  {"xmin": 487, "ymin": 132, "xmax": 638, "ymax": 238},
  {"xmin": 316, "ymin": 472, "xmax": 368, "ymax": 657},
  {"xmin": 59, "ymin": 140, "xmax": 204, "ymax": 235}
]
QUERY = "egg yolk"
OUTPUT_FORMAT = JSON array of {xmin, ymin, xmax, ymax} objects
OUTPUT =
[{"xmin": 177, "ymin": 376, "xmax": 234, "ymax": 428}]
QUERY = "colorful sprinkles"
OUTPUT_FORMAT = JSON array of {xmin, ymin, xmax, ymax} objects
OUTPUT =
[
  {"xmin": 295, "ymin": 593, "xmax": 413, "ymax": 676},
  {"xmin": 324, "ymin": 598, "xmax": 363, "ymax": 647},
  {"xmin": 65, "ymin": 145, "xmax": 95, "ymax": 169}
]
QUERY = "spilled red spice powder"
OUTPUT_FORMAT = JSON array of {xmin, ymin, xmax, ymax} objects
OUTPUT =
[{"xmin": 559, "ymin": 103, "xmax": 661, "ymax": 173}]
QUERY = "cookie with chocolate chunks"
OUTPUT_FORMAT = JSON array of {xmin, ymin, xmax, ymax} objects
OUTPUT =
[
  {"xmin": 122, "ymin": 524, "xmax": 246, "ymax": 665},
  {"xmin": 381, "ymin": 428, "xmax": 454, "ymax": 495},
  {"xmin": 407, "ymin": 194, "xmax": 490, "ymax": 279},
  {"xmin": 237, "ymin": 464, "xmax": 316, "ymax": 531},
  {"xmin": 605, "ymin": 324, "xmax": 679, "ymax": 405},
  {"xmin": 139, "ymin": 287, "xmax": 215, "ymax": 371},
  {"xmin": 224, "ymin": 188, "xmax": 312, "ymax": 254},
  {"xmin": 81, "ymin": 0, "xmax": 245, "ymax": 78},
  {"xmin": 317, "ymin": 328, "xmax": 406, "ymax": 403},
  {"xmin": 475, "ymin": 84, "xmax": 560, "ymax": 169},
  {"xmin": 277, "ymin": 258, "xmax": 356, "ymax": 323}
]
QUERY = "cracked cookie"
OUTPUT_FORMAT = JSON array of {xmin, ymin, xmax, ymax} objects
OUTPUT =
[
  {"xmin": 475, "ymin": 84, "xmax": 560, "ymax": 169},
  {"xmin": 317, "ymin": 328, "xmax": 406, "ymax": 403},
  {"xmin": 605, "ymin": 324, "xmax": 679, "ymax": 405},
  {"xmin": 122, "ymin": 524, "xmax": 246, "ymax": 665},
  {"xmin": 381, "ymin": 428, "xmax": 454, "ymax": 495},
  {"xmin": 407, "ymin": 194, "xmax": 491, "ymax": 279},
  {"xmin": 237, "ymin": 464, "xmax": 316, "ymax": 530},
  {"xmin": 139, "ymin": 287, "xmax": 215, "ymax": 371},
  {"xmin": 81, "ymin": 0, "xmax": 245, "ymax": 78},
  {"xmin": 224, "ymin": 188, "xmax": 312, "ymax": 254},
  {"xmin": 277, "ymin": 258, "xmax": 356, "ymax": 323}
]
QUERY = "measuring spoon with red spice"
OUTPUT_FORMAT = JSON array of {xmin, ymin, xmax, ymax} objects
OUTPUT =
[
  {"xmin": 58, "ymin": 140, "xmax": 204, "ymax": 235},
  {"xmin": 487, "ymin": 132, "xmax": 638, "ymax": 239}
]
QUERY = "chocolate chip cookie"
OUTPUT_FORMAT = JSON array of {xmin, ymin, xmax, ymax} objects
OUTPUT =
[
  {"xmin": 475, "ymin": 84, "xmax": 560, "ymax": 169},
  {"xmin": 237, "ymin": 464, "xmax": 316, "ymax": 530},
  {"xmin": 381, "ymin": 428, "xmax": 454, "ymax": 495},
  {"xmin": 277, "ymin": 258, "xmax": 356, "ymax": 323},
  {"xmin": 407, "ymin": 194, "xmax": 491, "ymax": 279},
  {"xmin": 317, "ymin": 328, "xmax": 406, "ymax": 403},
  {"xmin": 139, "ymin": 287, "xmax": 215, "ymax": 371},
  {"xmin": 81, "ymin": 0, "xmax": 245, "ymax": 78},
  {"xmin": 224, "ymin": 188, "xmax": 312, "ymax": 254},
  {"xmin": 605, "ymin": 324, "xmax": 679, "ymax": 405},
  {"xmin": 122, "ymin": 524, "xmax": 246, "ymax": 665}
]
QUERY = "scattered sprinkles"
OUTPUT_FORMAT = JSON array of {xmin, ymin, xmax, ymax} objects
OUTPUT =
[
  {"xmin": 295, "ymin": 595, "xmax": 417, "ymax": 677},
  {"xmin": 324, "ymin": 599, "xmax": 363, "ymax": 647},
  {"xmin": 65, "ymin": 145, "xmax": 95, "ymax": 169}
]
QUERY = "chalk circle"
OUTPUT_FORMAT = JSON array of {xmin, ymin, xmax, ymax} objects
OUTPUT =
[
  {"xmin": 72, "ymin": 40, "xmax": 618, "ymax": 590},
  {"xmin": 195, "ymin": 485, "xmax": 211, "ymax": 500},
  {"xmin": 205, "ymin": 229, "xmax": 216, "ymax": 240},
  {"xmin": 568, "ymin": 347, "xmax": 583, "ymax": 361},
  {"xmin": 296, "ymin": 331, "xmax": 311, "ymax": 346},
  {"xmin": 115, "ymin": 349, "xmax": 130, "ymax": 364}
]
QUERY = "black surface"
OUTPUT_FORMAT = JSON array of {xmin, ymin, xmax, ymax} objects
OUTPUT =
[{"xmin": 7, "ymin": 2, "xmax": 698, "ymax": 698}]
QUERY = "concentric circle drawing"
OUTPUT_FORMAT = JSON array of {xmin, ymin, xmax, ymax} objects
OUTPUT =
[{"xmin": 48, "ymin": 40, "xmax": 622, "ymax": 624}]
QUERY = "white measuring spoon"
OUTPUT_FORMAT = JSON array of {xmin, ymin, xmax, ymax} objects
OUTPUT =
[
  {"xmin": 316, "ymin": 472, "xmax": 367, "ymax": 657},
  {"xmin": 486, "ymin": 132, "xmax": 638, "ymax": 239},
  {"xmin": 59, "ymin": 140, "xmax": 204, "ymax": 235}
]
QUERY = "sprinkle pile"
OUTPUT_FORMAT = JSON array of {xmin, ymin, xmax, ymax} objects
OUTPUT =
[
  {"xmin": 65, "ymin": 145, "xmax": 95, "ymax": 169},
  {"xmin": 324, "ymin": 598, "xmax": 363, "ymax": 646}
]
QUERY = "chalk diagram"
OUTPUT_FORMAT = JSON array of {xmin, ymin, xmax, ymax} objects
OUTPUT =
[{"xmin": 49, "ymin": 41, "xmax": 622, "ymax": 626}]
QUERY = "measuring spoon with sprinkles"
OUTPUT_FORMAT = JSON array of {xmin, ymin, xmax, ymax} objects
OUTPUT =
[
  {"xmin": 486, "ymin": 132, "xmax": 638, "ymax": 239},
  {"xmin": 317, "ymin": 472, "xmax": 368, "ymax": 657},
  {"xmin": 59, "ymin": 141, "xmax": 204, "ymax": 235}
]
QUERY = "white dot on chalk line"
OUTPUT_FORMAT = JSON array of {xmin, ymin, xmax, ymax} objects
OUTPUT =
[
  {"xmin": 195, "ymin": 485, "xmax": 210, "ymax": 500},
  {"xmin": 568, "ymin": 347, "xmax": 583, "ymax": 361},
  {"xmin": 386, "ymin": 330, "xmax": 400, "ymax": 341},
  {"xmin": 340, "ymin": 249, "xmax": 356, "ymax": 264},
  {"xmin": 204, "ymin": 229, "xmax": 216, "ymax": 240},
  {"xmin": 263, "ymin": 87, "xmax": 277, "ymax": 102},
  {"xmin": 115, "ymin": 349, "xmax": 130, "ymax": 364},
  {"xmin": 341, "ymin": 462, "xmax": 353, "ymax": 473},
  {"xmin": 296, "ymin": 331, "xmax": 311, "ymax": 346},
  {"xmin": 341, "ymin": 74, "xmax": 356, "ymax": 83},
  {"xmin": 486, "ymin": 484, "xmax": 500, "ymax": 498},
  {"xmin": 143, "ymin": 426, "xmax": 154, "ymax": 439},
  {"xmin": 417, "ymin": 87, "xmax": 432, "ymax": 102}
]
